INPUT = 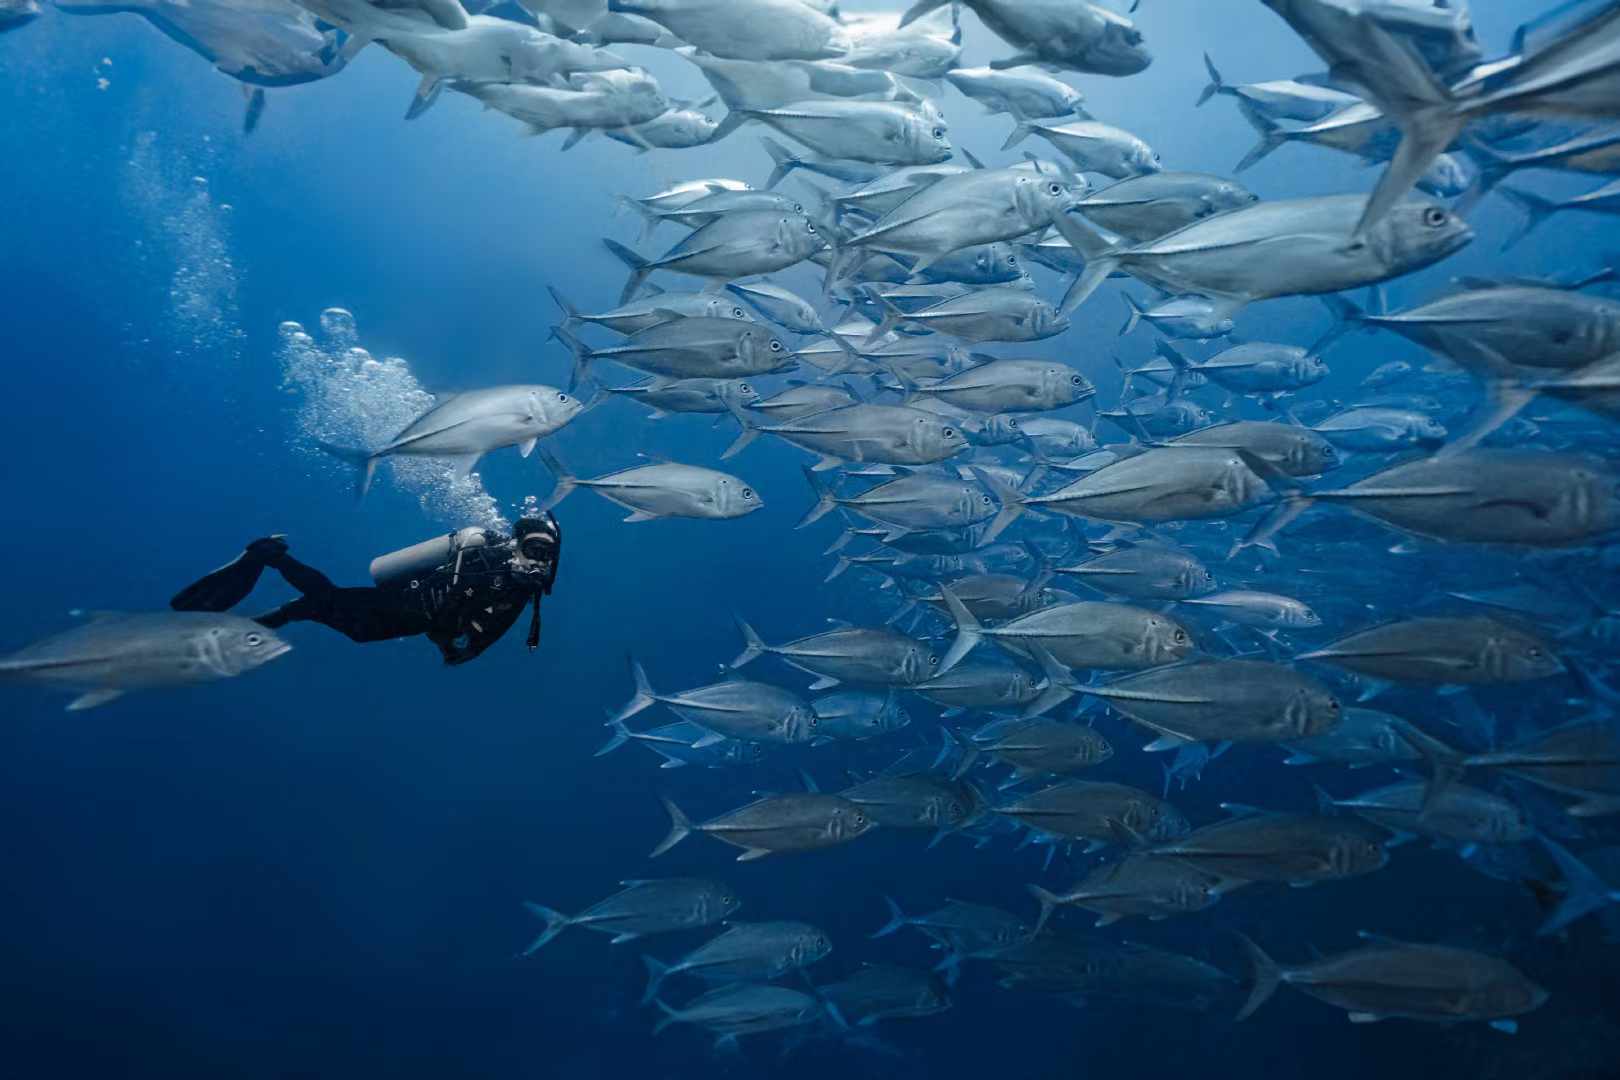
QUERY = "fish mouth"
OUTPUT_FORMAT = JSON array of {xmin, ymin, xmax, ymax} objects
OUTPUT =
[{"xmin": 263, "ymin": 641, "xmax": 293, "ymax": 664}]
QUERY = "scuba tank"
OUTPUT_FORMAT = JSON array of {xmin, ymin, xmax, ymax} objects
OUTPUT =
[{"xmin": 369, "ymin": 527, "xmax": 492, "ymax": 589}]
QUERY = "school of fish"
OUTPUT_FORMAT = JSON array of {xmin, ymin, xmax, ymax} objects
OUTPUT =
[{"xmin": 8, "ymin": 0, "xmax": 1620, "ymax": 1059}]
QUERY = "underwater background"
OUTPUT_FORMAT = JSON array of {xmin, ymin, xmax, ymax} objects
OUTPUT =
[{"xmin": 2, "ymin": 2, "xmax": 1618, "ymax": 1077}]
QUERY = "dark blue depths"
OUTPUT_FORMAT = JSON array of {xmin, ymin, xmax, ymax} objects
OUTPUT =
[{"xmin": 2, "ymin": 3, "xmax": 1618, "ymax": 1079}]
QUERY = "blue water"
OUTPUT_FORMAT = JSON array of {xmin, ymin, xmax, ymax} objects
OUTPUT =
[{"xmin": 3, "ymin": 3, "xmax": 1618, "ymax": 1077}]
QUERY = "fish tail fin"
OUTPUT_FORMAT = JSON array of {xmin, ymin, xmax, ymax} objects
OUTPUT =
[
  {"xmin": 1311, "ymin": 292, "xmax": 1365, "ymax": 357},
  {"xmin": 546, "ymin": 285, "xmax": 582, "ymax": 331},
  {"xmin": 242, "ymin": 87, "xmax": 267, "ymax": 135},
  {"xmin": 1119, "ymin": 292, "xmax": 1145, "ymax": 337},
  {"xmin": 798, "ymin": 465, "xmax": 839, "ymax": 529},
  {"xmin": 1234, "ymin": 933, "xmax": 1281, "ymax": 1021},
  {"xmin": 898, "ymin": 0, "xmax": 949, "ymax": 28},
  {"xmin": 314, "ymin": 440, "xmax": 379, "ymax": 501},
  {"xmin": 1535, "ymin": 834, "xmax": 1620, "ymax": 936},
  {"xmin": 548, "ymin": 323, "xmax": 595, "ymax": 392},
  {"xmin": 614, "ymin": 195, "xmax": 664, "ymax": 242},
  {"xmin": 534, "ymin": 445, "xmax": 578, "ymax": 512},
  {"xmin": 1233, "ymin": 103, "xmax": 1287, "ymax": 173},
  {"xmin": 1024, "ymin": 644, "xmax": 1080, "ymax": 719},
  {"xmin": 1050, "ymin": 211, "xmax": 1120, "ymax": 316},
  {"xmin": 1496, "ymin": 185, "xmax": 1560, "ymax": 251},
  {"xmin": 720, "ymin": 410, "xmax": 760, "ymax": 459},
  {"xmin": 602, "ymin": 238, "xmax": 653, "ymax": 303},
  {"xmin": 1197, "ymin": 52, "xmax": 1224, "ymax": 107},
  {"xmin": 825, "ymin": 556, "xmax": 852, "ymax": 583},
  {"xmin": 936, "ymin": 585, "xmax": 982, "ymax": 676},
  {"xmin": 1353, "ymin": 109, "xmax": 1467, "ymax": 239},
  {"xmin": 861, "ymin": 294, "xmax": 906, "ymax": 348},
  {"xmin": 640, "ymin": 955, "xmax": 671, "ymax": 1005},
  {"xmin": 595, "ymin": 717, "xmax": 633, "ymax": 758},
  {"xmin": 1230, "ymin": 494, "xmax": 1313, "ymax": 558},
  {"xmin": 405, "ymin": 74, "xmax": 444, "ymax": 120},
  {"xmin": 759, "ymin": 136, "xmax": 800, "ymax": 189},
  {"xmin": 972, "ymin": 465, "xmax": 1025, "ymax": 544},
  {"xmin": 651, "ymin": 999, "xmax": 682, "ymax": 1036},
  {"xmin": 650, "ymin": 796, "xmax": 692, "ymax": 859},
  {"xmin": 729, "ymin": 613, "xmax": 767, "ymax": 668},
  {"xmin": 614, "ymin": 654, "xmax": 658, "ymax": 724},
  {"xmin": 1027, "ymin": 884, "xmax": 1062, "ymax": 937},
  {"xmin": 870, "ymin": 895, "xmax": 908, "ymax": 939},
  {"xmin": 708, "ymin": 108, "xmax": 750, "ymax": 149},
  {"xmin": 517, "ymin": 901, "xmax": 573, "ymax": 956},
  {"xmin": 1000, "ymin": 121, "xmax": 1033, "ymax": 152}
]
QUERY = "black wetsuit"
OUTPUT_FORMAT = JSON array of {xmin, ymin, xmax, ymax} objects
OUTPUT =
[{"xmin": 171, "ymin": 527, "xmax": 559, "ymax": 666}]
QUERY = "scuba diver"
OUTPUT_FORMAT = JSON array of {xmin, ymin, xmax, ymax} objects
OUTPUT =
[{"xmin": 170, "ymin": 513, "xmax": 561, "ymax": 665}]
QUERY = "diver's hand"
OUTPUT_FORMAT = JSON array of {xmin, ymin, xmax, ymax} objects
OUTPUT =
[{"xmin": 245, "ymin": 535, "xmax": 290, "ymax": 563}]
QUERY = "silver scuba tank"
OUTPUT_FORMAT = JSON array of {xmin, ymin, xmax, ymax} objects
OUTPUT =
[{"xmin": 370, "ymin": 527, "xmax": 491, "ymax": 588}]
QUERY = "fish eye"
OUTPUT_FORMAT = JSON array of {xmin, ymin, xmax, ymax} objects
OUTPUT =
[
  {"xmin": 557, "ymin": 393, "xmax": 570, "ymax": 403},
  {"xmin": 246, "ymin": 633, "xmax": 263, "ymax": 646},
  {"xmin": 740, "ymin": 383, "xmax": 752, "ymax": 394},
  {"xmin": 807, "ymin": 715, "xmax": 817, "ymax": 727},
  {"xmin": 1008, "ymin": 255, "xmax": 1018, "ymax": 266},
  {"xmin": 1174, "ymin": 629, "xmax": 1187, "ymax": 643},
  {"xmin": 792, "ymin": 203, "xmax": 804, "ymax": 213},
  {"xmin": 733, "ymin": 307, "xmax": 746, "ymax": 318},
  {"xmin": 928, "ymin": 655, "xmax": 939, "ymax": 666},
  {"xmin": 806, "ymin": 222, "xmax": 818, "ymax": 233},
  {"xmin": 854, "ymin": 813, "xmax": 867, "ymax": 826},
  {"xmin": 770, "ymin": 340, "xmax": 783, "ymax": 352},
  {"xmin": 1071, "ymin": 374, "xmax": 1083, "ymax": 385},
  {"xmin": 1047, "ymin": 183, "xmax": 1062, "ymax": 196},
  {"xmin": 981, "ymin": 494, "xmax": 992, "ymax": 505},
  {"xmin": 943, "ymin": 427, "xmax": 956, "ymax": 438},
  {"xmin": 742, "ymin": 488, "xmax": 756, "ymax": 500},
  {"xmin": 1422, "ymin": 207, "xmax": 1447, "ymax": 227},
  {"xmin": 933, "ymin": 128, "xmax": 945, "ymax": 139}
]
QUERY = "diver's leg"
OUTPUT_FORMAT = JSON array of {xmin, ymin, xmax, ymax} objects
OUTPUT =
[
  {"xmin": 170, "ymin": 536, "xmax": 290, "ymax": 613},
  {"xmin": 265, "ymin": 552, "xmax": 339, "ymax": 597},
  {"xmin": 253, "ymin": 588, "xmax": 430, "ymax": 644}
]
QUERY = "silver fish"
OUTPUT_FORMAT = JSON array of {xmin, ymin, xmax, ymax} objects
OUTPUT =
[
  {"xmin": 1236, "ymin": 935, "xmax": 1547, "ymax": 1028},
  {"xmin": 1030, "ymin": 855, "xmax": 1225, "ymax": 929},
  {"xmin": 642, "ymin": 921, "xmax": 830, "ymax": 1001},
  {"xmin": 1300, "ymin": 616, "xmax": 1563, "ymax": 685},
  {"xmin": 611, "ymin": 0, "xmax": 848, "ymax": 61},
  {"xmin": 1056, "ymin": 195, "xmax": 1473, "ymax": 318},
  {"xmin": 614, "ymin": 658, "xmax": 815, "ymax": 744},
  {"xmin": 0, "ymin": 612, "xmax": 291, "ymax": 711},
  {"xmin": 320, "ymin": 384, "xmax": 586, "ymax": 495},
  {"xmin": 902, "ymin": 0, "xmax": 1151, "ymax": 77},
  {"xmin": 539, "ymin": 449, "xmax": 763, "ymax": 522},
  {"xmin": 1005, "ymin": 119, "xmax": 1160, "ymax": 179},
  {"xmin": 1076, "ymin": 171, "xmax": 1259, "ymax": 243},
  {"xmin": 518, "ymin": 878, "xmax": 739, "ymax": 954},
  {"xmin": 653, "ymin": 792, "xmax": 875, "ymax": 860}
]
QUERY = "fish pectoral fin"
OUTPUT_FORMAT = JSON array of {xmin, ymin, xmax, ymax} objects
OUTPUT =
[
  {"xmin": 519, "ymin": 437, "xmax": 538, "ymax": 458},
  {"xmin": 608, "ymin": 932, "xmax": 644, "ymax": 945},
  {"xmin": 808, "ymin": 676, "xmax": 841, "ymax": 691},
  {"xmin": 1346, "ymin": 1012, "xmax": 1385, "ymax": 1025},
  {"xmin": 66, "ymin": 688, "xmax": 125, "ymax": 711},
  {"xmin": 1142, "ymin": 733, "xmax": 1194, "ymax": 752},
  {"xmin": 735, "ymin": 847, "xmax": 773, "ymax": 862},
  {"xmin": 691, "ymin": 732, "xmax": 727, "ymax": 749},
  {"xmin": 445, "ymin": 453, "xmax": 482, "ymax": 481},
  {"xmin": 623, "ymin": 511, "xmax": 661, "ymax": 523}
]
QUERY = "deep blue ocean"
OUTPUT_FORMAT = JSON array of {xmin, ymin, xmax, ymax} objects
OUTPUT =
[{"xmin": 3, "ymin": 3, "xmax": 1618, "ymax": 1077}]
